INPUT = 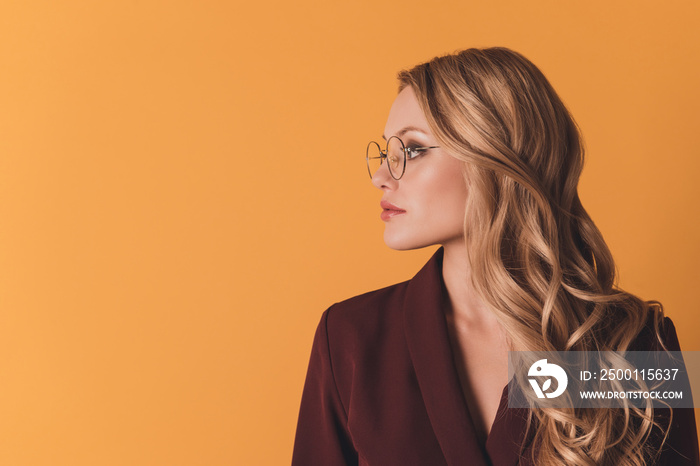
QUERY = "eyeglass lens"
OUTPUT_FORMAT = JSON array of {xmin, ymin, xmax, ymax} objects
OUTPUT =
[{"xmin": 365, "ymin": 136, "xmax": 406, "ymax": 180}]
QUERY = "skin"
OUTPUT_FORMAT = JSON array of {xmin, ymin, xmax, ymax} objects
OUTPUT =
[
  {"xmin": 372, "ymin": 86, "xmax": 468, "ymax": 252},
  {"xmin": 373, "ymin": 86, "xmax": 510, "ymax": 444}
]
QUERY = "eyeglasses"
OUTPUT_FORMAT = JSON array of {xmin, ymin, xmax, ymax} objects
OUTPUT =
[{"xmin": 366, "ymin": 136, "xmax": 440, "ymax": 180}]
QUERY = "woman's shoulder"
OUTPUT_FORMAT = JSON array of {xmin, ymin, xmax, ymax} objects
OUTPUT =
[{"xmin": 322, "ymin": 279, "xmax": 412, "ymax": 337}]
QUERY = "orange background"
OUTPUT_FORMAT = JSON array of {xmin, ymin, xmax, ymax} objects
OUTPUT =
[{"xmin": 1, "ymin": 1, "xmax": 698, "ymax": 464}]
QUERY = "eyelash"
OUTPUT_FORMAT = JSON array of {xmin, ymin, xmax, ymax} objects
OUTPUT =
[{"xmin": 405, "ymin": 145, "xmax": 429, "ymax": 160}]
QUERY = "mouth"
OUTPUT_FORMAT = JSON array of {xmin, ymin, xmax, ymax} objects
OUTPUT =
[{"xmin": 380, "ymin": 200, "xmax": 406, "ymax": 221}]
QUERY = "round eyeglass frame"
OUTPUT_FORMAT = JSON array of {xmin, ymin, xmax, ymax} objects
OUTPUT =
[
  {"xmin": 365, "ymin": 136, "xmax": 440, "ymax": 180},
  {"xmin": 366, "ymin": 136, "xmax": 406, "ymax": 180}
]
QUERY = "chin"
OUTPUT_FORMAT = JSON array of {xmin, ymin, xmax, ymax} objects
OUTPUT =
[{"xmin": 383, "ymin": 231, "xmax": 432, "ymax": 251}]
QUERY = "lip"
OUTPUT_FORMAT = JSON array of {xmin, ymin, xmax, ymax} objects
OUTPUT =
[{"xmin": 380, "ymin": 200, "xmax": 406, "ymax": 221}]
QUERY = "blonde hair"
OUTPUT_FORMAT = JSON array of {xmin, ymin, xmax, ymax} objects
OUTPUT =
[{"xmin": 398, "ymin": 47, "xmax": 670, "ymax": 465}]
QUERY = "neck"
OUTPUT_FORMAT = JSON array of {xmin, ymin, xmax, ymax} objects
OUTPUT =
[{"xmin": 441, "ymin": 240, "xmax": 498, "ymax": 326}]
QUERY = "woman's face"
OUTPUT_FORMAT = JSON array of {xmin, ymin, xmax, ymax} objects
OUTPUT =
[{"xmin": 373, "ymin": 86, "xmax": 468, "ymax": 251}]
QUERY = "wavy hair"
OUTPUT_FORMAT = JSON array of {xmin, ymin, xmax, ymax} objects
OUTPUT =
[{"xmin": 398, "ymin": 48, "xmax": 670, "ymax": 465}]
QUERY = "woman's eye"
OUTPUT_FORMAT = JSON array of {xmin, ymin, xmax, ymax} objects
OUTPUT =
[{"xmin": 406, "ymin": 146, "xmax": 426, "ymax": 160}]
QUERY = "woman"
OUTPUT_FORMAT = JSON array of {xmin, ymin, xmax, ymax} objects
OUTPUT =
[{"xmin": 292, "ymin": 48, "xmax": 700, "ymax": 465}]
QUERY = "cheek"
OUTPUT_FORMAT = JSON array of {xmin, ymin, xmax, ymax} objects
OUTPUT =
[
  {"xmin": 426, "ymin": 163, "xmax": 467, "ymax": 209},
  {"xmin": 414, "ymin": 163, "xmax": 468, "ymax": 228},
  {"xmin": 433, "ymin": 186, "xmax": 467, "ymax": 230}
]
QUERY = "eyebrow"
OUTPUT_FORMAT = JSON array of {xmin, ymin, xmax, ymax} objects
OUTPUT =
[{"xmin": 382, "ymin": 126, "xmax": 429, "ymax": 140}]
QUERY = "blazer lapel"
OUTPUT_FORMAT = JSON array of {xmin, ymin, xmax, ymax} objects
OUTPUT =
[
  {"xmin": 485, "ymin": 384, "xmax": 534, "ymax": 465},
  {"xmin": 402, "ymin": 247, "xmax": 534, "ymax": 466},
  {"xmin": 402, "ymin": 248, "xmax": 490, "ymax": 466}
]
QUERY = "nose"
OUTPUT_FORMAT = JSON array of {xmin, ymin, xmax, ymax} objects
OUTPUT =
[{"xmin": 371, "ymin": 159, "xmax": 398, "ymax": 190}]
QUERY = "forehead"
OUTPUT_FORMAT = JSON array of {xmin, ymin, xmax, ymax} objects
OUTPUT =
[{"xmin": 383, "ymin": 86, "xmax": 431, "ymax": 139}]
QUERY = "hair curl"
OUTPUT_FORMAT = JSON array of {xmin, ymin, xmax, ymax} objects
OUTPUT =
[{"xmin": 398, "ymin": 47, "xmax": 670, "ymax": 466}]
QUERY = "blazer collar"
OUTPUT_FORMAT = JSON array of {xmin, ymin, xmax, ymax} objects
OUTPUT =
[{"xmin": 402, "ymin": 247, "xmax": 531, "ymax": 466}]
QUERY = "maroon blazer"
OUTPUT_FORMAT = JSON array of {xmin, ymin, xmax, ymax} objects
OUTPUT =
[{"xmin": 292, "ymin": 248, "xmax": 700, "ymax": 465}]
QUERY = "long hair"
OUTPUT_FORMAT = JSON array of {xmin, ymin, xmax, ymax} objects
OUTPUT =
[{"xmin": 398, "ymin": 47, "xmax": 669, "ymax": 465}]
